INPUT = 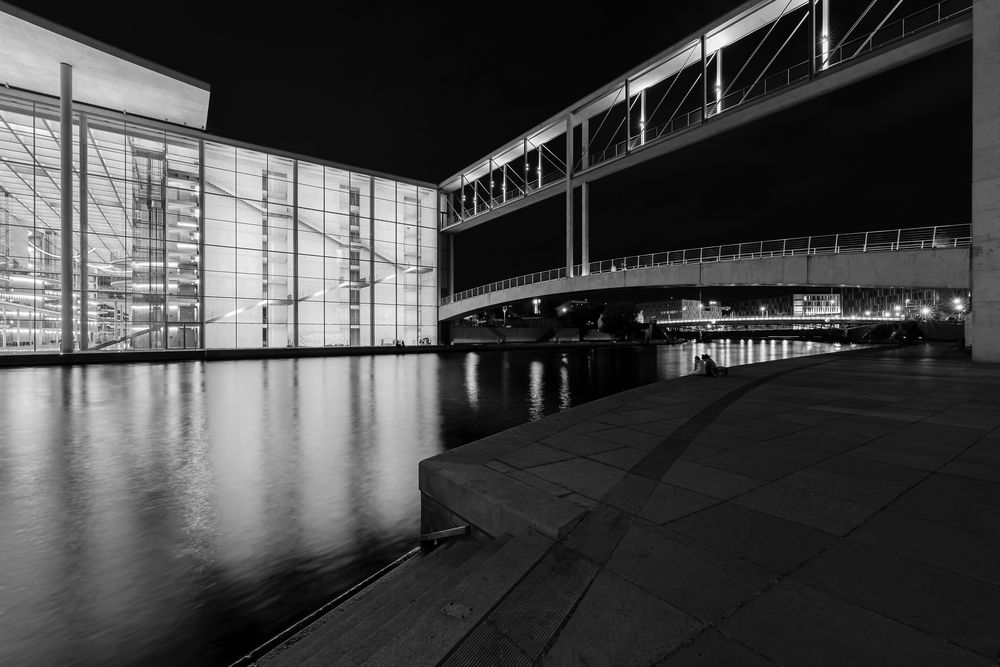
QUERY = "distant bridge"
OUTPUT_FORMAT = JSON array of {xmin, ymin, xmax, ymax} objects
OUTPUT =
[{"xmin": 438, "ymin": 225, "xmax": 970, "ymax": 320}]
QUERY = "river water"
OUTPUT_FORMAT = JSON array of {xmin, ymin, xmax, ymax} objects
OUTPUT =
[{"xmin": 0, "ymin": 340, "xmax": 847, "ymax": 665}]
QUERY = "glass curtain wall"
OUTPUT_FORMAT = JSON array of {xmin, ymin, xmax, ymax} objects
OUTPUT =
[
  {"xmin": 0, "ymin": 90, "xmax": 437, "ymax": 353},
  {"xmin": 0, "ymin": 96, "xmax": 66, "ymax": 351}
]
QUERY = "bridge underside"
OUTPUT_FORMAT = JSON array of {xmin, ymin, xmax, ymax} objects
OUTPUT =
[{"xmin": 439, "ymin": 248, "xmax": 970, "ymax": 320}]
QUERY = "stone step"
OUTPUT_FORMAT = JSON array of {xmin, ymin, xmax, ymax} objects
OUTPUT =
[
  {"xmin": 260, "ymin": 538, "xmax": 489, "ymax": 665},
  {"xmin": 330, "ymin": 531, "xmax": 552, "ymax": 667}
]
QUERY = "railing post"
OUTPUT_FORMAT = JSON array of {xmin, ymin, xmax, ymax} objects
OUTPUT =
[
  {"xmin": 931, "ymin": 225, "xmax": 938, "ymax": 247},
  {"xmin": 895, "ymin": 228, "xmax": 901, "ymax": 250},
  {"xmin": 807, "ymin": 236, "xmax": 812, "ymax": 254},
  {"xmin": 863, "ymin": 231, "xmax": 868, "ymax": 252},
  {"xmin": 834, "ymin": 234, "xmax": 839, "ymax": 253}
]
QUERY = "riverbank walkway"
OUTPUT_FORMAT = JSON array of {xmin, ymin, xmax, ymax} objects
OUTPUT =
[{"xmin": 262, "ymin": 343, "xmax": 1000, "ymax": 666}]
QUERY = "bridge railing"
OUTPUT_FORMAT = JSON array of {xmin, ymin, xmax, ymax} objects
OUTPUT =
[
  {"xmin": 440, "ymin": 224, "xmax": 970, "ymax": 306},
  {"xmin": 584, "ymin": 0, "xmax": 972, "ymax": 172}
]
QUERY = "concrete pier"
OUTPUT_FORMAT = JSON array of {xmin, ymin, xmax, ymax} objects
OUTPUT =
[{"xmin": 264, "ymin": 344, "xmax": 1000, "ymax": 665}]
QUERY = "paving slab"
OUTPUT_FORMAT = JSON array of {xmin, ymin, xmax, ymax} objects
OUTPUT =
[
  {"xmin": 543, "ymin": 569, "xmax": 702, "ymax": 666},
  {"xmin": 793, "ymin": 539, "xmax": 1000, "ymax": 658},
  {"xmin": 498, "ymin": 442, "xmax": 576, "ymax": 469},
  {"xmin": 529, "ymin": 458, "xmax": 627, "ymax": 501},
  {"xmin": 607, "ymin": 522, "xmax": 776, "ymax": 622},
  {"xmin": 734, "ymin": 482, "xmax": 874, "ymax": 535},
  {"xmin": 666, "ymin": 502, "xmax": 837, "ymax": 572},
  {"xmin": 849, "ymin": 511, "xmax": 1000, "ymax": 585},
  {"xmin": 888, "ymin": 488, "xmax": 1000, "ymax": 537},
  {"xmin": 915, "ymin": 472, "xmax": 1000, "ymax": 506},
  {"xmin": 587, "ymin": 446, "xmax": 649, "ymax": 470},
  {"xmin": 939, "ymin": 459, "xmax": 1000, "ymax": 483},
  {"xmin": 588, "ymin": 426, "xmax": 667, "ymax": 451},
  {"xmin": 638, "ymin": 483, "xmax": 720, "ymax": 525},
  {"xmin": 660, "ymin": 460, "xmax": 763, "ymax": 499},
  {"xmin": 540, "ymin": 430, "xmax": 625, "ymax": 457},
  {"xmin": 779, "ymin": 467, "xmax": 908, "ymax": 509},
  {"xmin": 696, "ymin": 450, "xmax": 800, "ymax": 481},
  {"xmin": 661, "ymin": 630, "xmax": 777, "ymax": 666},
  {"xmin": 741, "ymin": 440, "xmax": 830, "ymax": 465},
  {"xmin": 722, "ymin": 579, "xmax": 989, "ymax": 667},
  {"xmin": 814, "ymin": 453, "xmax": 930, "ymax": 486}
]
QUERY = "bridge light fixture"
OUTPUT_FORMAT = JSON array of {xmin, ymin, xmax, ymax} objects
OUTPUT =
[{"xmin": 920, "ymin": 306, "xmax": 931, "ymax": 317}]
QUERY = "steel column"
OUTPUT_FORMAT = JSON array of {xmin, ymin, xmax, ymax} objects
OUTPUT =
[
  {"xmin": 700, "ymin": 35, "xmax": 708, "ymax": 123},
  {"xmin": 292, "ymin": 159, "xmax": 299, "ymax": 346},
  {"xmin": 810, "ymin": 0, "xmax": 817, "ymax": 77},
  {"xmin": 78, "ymin": 112, "xmax": 88, "ymax": 350},
  {"xmin": 197, "ymin": 140, "xmax": 206, "ymax": 348},
  {"xmin": 625, "ymin": 79, "xmax": 631, "ymax": 153},
  {"xmin": 640, "ymin": 89, "xmax": 646, "ymax": 145},
  {"xmin": 822, "ymin": 0, "xmax": 831, "ymax": 69},
  {"xmin": 59, "ymin": 63, "xmax": 73, "ymax": 353},
  {"xmin": 369, "ymin": 175, "xmax": 375, "ymax": 347}
]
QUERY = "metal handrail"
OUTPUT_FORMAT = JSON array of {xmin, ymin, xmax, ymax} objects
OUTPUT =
[{"xmin": 439, "ymin": 224, "xmax": 970, "ymax": 306}]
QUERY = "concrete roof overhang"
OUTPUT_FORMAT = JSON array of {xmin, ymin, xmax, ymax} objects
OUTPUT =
[{"xmin": 0, "ymin": 2, "xmax": 210, "ymax": 129}]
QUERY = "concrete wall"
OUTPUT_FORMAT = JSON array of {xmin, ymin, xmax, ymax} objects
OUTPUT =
[
  {"xmin": 440, "ymin": 248, "xmax": 970, "ymax": 320},
  {"xmin": 972, "ymin": 0, "xmax": 1000, "ymax": 362}
]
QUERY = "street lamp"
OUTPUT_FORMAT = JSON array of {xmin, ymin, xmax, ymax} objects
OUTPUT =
[
  {"xmin": 532, "ymin": 298, "xmax": 540, "ymax": 315},
  {"xmin": 501, "ymin": 305, "xmax": 510, "ymax": 327}
]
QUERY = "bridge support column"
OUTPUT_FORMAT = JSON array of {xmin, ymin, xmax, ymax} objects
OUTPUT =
[
  {"xmin": 971, "ymin": 0, "xmax": 1000, "ymax": 361},
  {"xmin": 565, "ymin": 113, "xmax": 574, "ymax": 277}
]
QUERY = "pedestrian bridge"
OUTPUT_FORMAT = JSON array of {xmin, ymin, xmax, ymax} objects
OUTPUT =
[{"xmin": 438, "ymin": 225, "xmax": 970, "ymax": 320}]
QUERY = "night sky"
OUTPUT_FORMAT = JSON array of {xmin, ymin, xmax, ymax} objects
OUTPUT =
[{"xmin": 9, "ymin": 1, "xmax": 972, "ymax": 297}]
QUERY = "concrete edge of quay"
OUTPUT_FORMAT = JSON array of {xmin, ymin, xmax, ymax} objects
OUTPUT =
[{"xmin": 0, "ymin": 339, "xmax": 668, "ymax": 368}]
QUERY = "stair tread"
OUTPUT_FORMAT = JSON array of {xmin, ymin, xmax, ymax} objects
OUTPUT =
[
  {"xmin": 328, "ymin": 531, "xmax": 552, "ymax": 667},
  {"xmin": 260, "ymin": 538, "xmax": 488, "ymax": 665},
  {"xmin": 262, "ymin": 538, "xmax": 494, "ymax": 665}
]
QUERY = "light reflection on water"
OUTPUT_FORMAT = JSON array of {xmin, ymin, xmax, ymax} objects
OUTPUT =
[{"xmin": 0, "ymin": 341, "xmax": 844, "ymax": 665}]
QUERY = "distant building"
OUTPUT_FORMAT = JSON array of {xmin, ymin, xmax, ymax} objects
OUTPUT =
[
  {"xmin": 841, "ymin": 288, "xmax": 967, "ymax": 319},
  {"xmin": 728, "ymin": 293, "xmax": 841, "ymax": 318},
  {"xmin": 638, "ymin": 299, "xmax": 723, "ymax": 322}
]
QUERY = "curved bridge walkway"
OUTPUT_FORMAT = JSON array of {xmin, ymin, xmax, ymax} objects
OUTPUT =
[{"xmin": 439, "ymin": 225, "xmax": 970, "ymax": 320}]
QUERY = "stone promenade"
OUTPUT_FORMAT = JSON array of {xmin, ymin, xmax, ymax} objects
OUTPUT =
[{"xmin": 417, "ymin": 344, "xmax": 1000, "ymax": 666}]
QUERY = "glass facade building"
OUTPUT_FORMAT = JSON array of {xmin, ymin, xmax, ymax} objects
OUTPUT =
[{"xmin": 0, "ymin": 92, "xmax": 438, "ymax": 352}]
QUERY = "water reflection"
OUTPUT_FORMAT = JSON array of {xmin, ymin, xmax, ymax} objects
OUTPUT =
[
  {"xmin": 528, "ymin": 361, "xmax": 545, "ymax": 420},
  {"xmin": 0, "ymin": 341, "xmax": 845, "ymax": 665}
]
